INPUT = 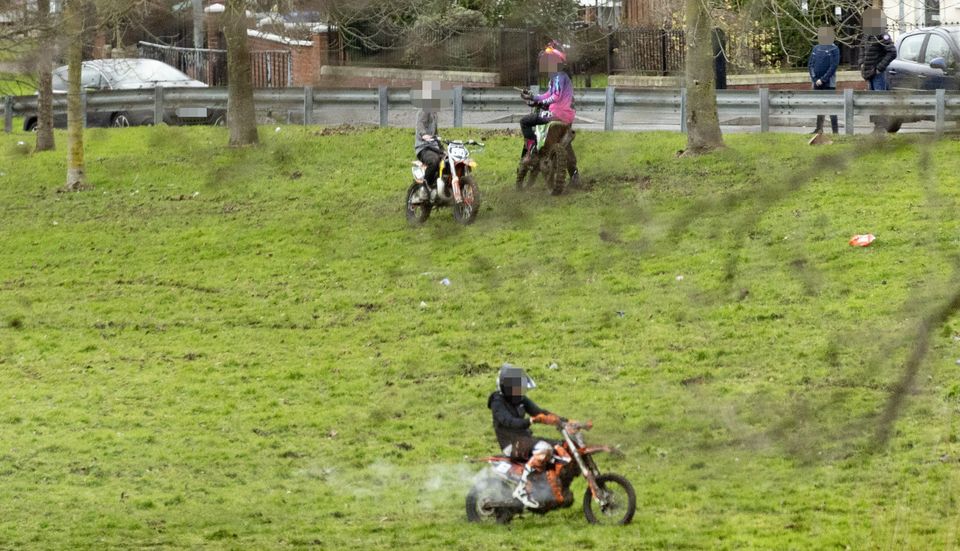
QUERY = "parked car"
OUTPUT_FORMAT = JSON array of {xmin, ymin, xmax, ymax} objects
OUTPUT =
[
  {"xmin": 23, "ymin": 58, "xmax": 225, "ymax": 131},
  {"xmin": 884, "ymin": 25, "xmax": 960, "ymax": 132}
]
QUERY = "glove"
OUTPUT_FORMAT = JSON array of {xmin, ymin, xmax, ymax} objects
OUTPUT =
[
  {"xmin": 531, "ymin": 413, "xmax": 561, "ymax": 426},
  {"xmin": 520, "ymin": 88, "xmax": 532, "ymax": 100}
]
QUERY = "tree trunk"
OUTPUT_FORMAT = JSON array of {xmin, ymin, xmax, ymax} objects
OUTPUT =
[
  {"xmin": 35, "ymin": 0, "xmax": 55, "ymax": 152},
  {"xmin": 684, "ymin": 0, "xmax": 723, "ymax": 155},
  {"xmin": 64, "ymin": 0, "xmax": 88, "ymax": 190},
  {"xmin": 224, "ymin": 0, "xmax": 259, "ymax": 146},
  {"xmin": 192, "ymin": 0, "xmax": 204, "ymax": 48}
]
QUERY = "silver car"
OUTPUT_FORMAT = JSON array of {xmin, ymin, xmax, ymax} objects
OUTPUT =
[{"xmin": 24, "ymin": 58, "xmax": 225, "ymax": 130}]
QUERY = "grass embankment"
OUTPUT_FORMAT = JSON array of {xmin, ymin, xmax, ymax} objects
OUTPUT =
[{"xmin": 2, "ymin": 125, "xmax": 960, "ymax": 549}]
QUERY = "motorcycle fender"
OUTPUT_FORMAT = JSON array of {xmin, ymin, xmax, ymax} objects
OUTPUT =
[{"xmin": 475, "ymin": 458, "xmax": 523, "ymax": 481}]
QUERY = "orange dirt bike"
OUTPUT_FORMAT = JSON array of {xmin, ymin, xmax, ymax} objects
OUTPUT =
[
  {"xmin": 466, "ymin": 420, "xmax": 636, "ymax": 525},
  {"xmin": 406, "ymin": 137, "xmax": 483, "ymax": 226},
  {"xmin": 515, "ymin": 99, "xmax": 579, "ymax": 196}
]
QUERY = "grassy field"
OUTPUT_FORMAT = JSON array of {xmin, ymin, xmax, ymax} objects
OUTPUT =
[
  {"xmin": 2, "ymin": 124, "xmax": 960, "ymax": 549},
  {"xmin": 0, "ymin": 71, "xmax": 35, "ymax": 96}
]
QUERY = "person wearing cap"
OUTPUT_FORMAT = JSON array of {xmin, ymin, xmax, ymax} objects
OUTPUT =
[{"xmin": 488, "ymin": 363, "xmax": 564, "ymax": 508}]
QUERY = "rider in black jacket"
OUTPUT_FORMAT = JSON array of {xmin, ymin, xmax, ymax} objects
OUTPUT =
[{"xmin": 488, "ymin": 364, "xmax": 563, "ymax": 508}]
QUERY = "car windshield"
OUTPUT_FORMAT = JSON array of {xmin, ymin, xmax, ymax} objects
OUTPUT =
[
  {"xmin": 52, "ymin": 70, "xmax": 68, "ymax": 92},
  {"xmin": 98, "ymin": 60, "xmax": 194, "ymax": 88}
]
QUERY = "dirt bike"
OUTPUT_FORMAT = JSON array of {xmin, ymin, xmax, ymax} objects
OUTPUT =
[
  {"xmin": 466, "ymin": 420, "xmax": 636, "ymax": 525},
  {"xmin": 405, "ymin": 137, "xmax": 483, "ymax": 226},
  {"xmin": 515, "ymin": 96, "xmax": 579, "ymax": 196}
]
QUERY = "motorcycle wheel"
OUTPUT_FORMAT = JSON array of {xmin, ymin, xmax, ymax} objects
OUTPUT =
[
  {"xmin": 465, "ymin": 480, "xmax": 514, "ymax": 524},
  {"xmin": 405, "ymin": 183, "xmax": 431, "ymax": 226},
  {"xmin": 583, "ymin": 473, "xmax": 636, "ymax": 526},
  {"xmin": 546, "ymin": 147, "xmax": 567, "ymax": 196},
  {"xmin": 452, "ymin": 175, "xmax": 481, "ymax": 225}
]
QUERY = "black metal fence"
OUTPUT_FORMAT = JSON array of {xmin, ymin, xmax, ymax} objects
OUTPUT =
[
  {"xmin": 326, "ymin": 24, "xmax": 820, "ymax": 87},
  {"xmin": 330, "ymin": 27, "xmax": 525, "ymax": 72},
  {"xmin": 139, "ymin": 41, "xmax": 228, "ymax": 86},
  {"xmin": 138, "ymin": 41, "xmax": 292, "ymax": 88}
]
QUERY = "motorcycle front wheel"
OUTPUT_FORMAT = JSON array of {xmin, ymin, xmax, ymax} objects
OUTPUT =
[
  {"xmin": 583, "ymin": 473, "xmax": 636, "ymax": 525},
  {"xmin": 452, "ymin": 175, "xmax": 481, "ymax": 225},
  {"xmin": 405, "ymin": 183, "xmax": 431, "ymax": 226}
]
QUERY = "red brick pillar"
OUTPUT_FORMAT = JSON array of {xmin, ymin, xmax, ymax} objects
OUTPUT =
[
  {"xmin": 93, "ymin": 31, "xmax": 108, "ymax": 59},
  {"xmin": 205, "ymin": 4, "xmax": 224, "ymax": 50}
]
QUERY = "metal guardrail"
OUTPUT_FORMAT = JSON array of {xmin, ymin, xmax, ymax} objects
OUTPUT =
[{"xmin": 4, "ymin": 87, "xmax": 960, "ymax": 134}]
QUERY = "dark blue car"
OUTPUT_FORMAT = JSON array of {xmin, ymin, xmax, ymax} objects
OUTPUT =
[{"xmin": 885, "ymin": 26, "xmax": 960, "ymax": 131}]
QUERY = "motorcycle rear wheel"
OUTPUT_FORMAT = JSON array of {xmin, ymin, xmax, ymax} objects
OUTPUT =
[
  {"xmin": 465, "ymin": 480, "xmax": 514, "ymax": 524},
  {"xmin": 583, "ymin": 473, "xmax": 636, "ymax": 525},
  {"xmin": 546, "ymin": 147, "xmax": 567, "ymax": 196},
  {"xmin": 405, "ymin": 183, "xmax": 431, "ymax": 226},
  {"xmin": 452, "ymin": 175, "xmax": 481, "ymax": 225}
]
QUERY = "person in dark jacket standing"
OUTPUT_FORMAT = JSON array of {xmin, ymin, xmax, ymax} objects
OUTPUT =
[
  {"xmin": 809, "ymin": 27, "xmax": 840, "ymax": 134},
  {"xmin": 859, "ymin": 9, "xmax": 896, "ymax": 90},
  {"xmin": 488, "ymin": 363, "xmax": 565, "ymax": 509},
  {"xmin": 859, "ymin": 9, "xmax": 896, "ymax": 131}
]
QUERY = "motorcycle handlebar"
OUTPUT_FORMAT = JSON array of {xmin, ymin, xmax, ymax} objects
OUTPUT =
[{"xmin": 560, "ymin": 420, "xmax": 593, "ymax": 432}]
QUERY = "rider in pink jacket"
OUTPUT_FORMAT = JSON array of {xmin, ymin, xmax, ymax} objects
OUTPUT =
[{"xmin": 520, "ymin": 44, "xmax": 576, "ymax": 158}]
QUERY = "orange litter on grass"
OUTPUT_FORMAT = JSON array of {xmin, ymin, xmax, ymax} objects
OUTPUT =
[{"xmin": 849, "ymin": 234, "xmax": 876, "ymax": 247}]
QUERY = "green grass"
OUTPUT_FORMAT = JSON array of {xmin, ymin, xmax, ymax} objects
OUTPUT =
[
  {"xmin": 0, "ymin": 72, "xmax": 35, "ymax": 96},
  {"xmin": 2, "ymin": 124, "xmax": 960, "ymax": 549}
]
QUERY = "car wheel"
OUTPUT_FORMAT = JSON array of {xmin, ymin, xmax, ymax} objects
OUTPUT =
[
  {"xmin": 212, "ymin": 115, "xmax": 225, "ymax": 126},
  {"xmin": 111, "ymin": 113, "xmax": 131, "ymax": 128},
  {"xmin": 885, "ymin": 118, "xmax": 902, "ymax": 133},
  {"xmin": 24, "ymin": 118, "xmax": 37, "ymax": 132}
]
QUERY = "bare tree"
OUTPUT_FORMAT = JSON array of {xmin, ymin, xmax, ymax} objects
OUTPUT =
[
  {"xmin": 192, "ymin": 0, "xmax": 204, "ymax": 47},
  {"xmin": 224, "ymin": 0, "xmax": 258, "ymax": 146},
  {"xmin": 63, "ymin": 0, "xmax": 88, "ymax": 191},
  {"xmin": 35, "ymin": 0, "xmax": 55, "ymax": 152},
  {"xmin": 684, "ymin": 0, "xmax": 723, "ymax": 154}
]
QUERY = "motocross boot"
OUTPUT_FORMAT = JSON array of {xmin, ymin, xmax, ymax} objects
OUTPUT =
[
  {"xmin": 522, "ymin": 139, "xmax": 536, "ymax": 164},
  {"xmin": 512, "ymin": 467, "xmax": 539, "ymax": 508}
]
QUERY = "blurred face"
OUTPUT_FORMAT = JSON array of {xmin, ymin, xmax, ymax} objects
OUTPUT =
[
  {"xmin": 503, "ymin": 376, "xmax": 524, "ymax": 397},
  {"xmin": 863, "ymin": 9, "xmax": 885, "ymax": 35},
  {"xmin": 412, "ymin": 80, "xmax": 450, "ymax": 112},
  {"xmin": 818, "ymin": 27, "xmax": 835, "ymax": 45},
  {"xmin": 538, "ymin": 53, "xmax": 561, "ymax": 76}
]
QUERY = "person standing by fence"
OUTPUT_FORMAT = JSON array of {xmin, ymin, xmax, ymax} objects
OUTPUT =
[
  {"xmin": 859, "ymin": 8, "xmax": 896, "ymax": 132},
  {"xmin": 809, "ymin": 27, "xmax": 840, "ymax": 134}
]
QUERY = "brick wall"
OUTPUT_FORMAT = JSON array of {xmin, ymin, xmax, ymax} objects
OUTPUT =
[
  {"xmin": 727, "ymin": 80, "xmax": 868, "ymax": 91},
  {"xmin": 317, "ymin": 66, "xmax": 501, "ymax": 89},
  {"xmin": 205, "ymin": 6, "xmax": 328, "ymax": 87},
  {"xmin": 611, "ymin": 71, "xmax": 869, "ymax": 91},
  {"xmin": 245, "ymin": 32, "xmax": 324, "ymax": 87}
]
